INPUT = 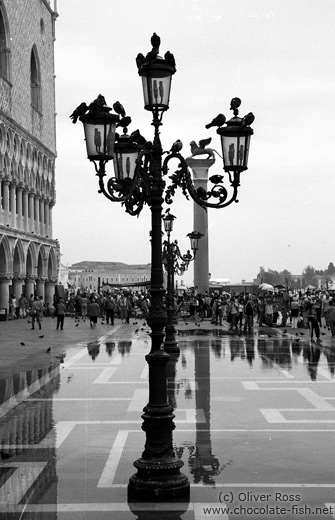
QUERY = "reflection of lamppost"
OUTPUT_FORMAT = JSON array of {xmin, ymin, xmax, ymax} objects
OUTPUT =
[
  {"xmin": 72, "ymin": 33, "xmax": 254, "ymax": 501},
  {"xmin": 163, "ymin": 212, "xmax": 202, "ymax": 353}
]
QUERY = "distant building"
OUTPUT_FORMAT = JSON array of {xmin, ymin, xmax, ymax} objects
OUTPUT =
[
  {"xmin": 68, "ymin": 261, "xmax": 151, "ymax": 292},
  {"xmin": 315, "ymin": 275, "xmax": 335, "ymax": 291},
  {"xmin": 0, "ymin": 1, "xmax": 59, "ymax": 312}
]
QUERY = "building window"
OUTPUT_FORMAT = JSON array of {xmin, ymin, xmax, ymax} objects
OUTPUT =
[{"xmin": 30, "ymin": 47, "xmax": 42, "ymax": 112}]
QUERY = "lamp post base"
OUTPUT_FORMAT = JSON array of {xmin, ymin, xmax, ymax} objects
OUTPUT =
[{"xmin": 128, "ymin": 463, "xmax": 190, "ymax": 501}]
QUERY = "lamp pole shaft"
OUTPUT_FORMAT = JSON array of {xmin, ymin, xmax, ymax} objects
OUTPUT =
[
  {"xmin": 164, "ymin": 241, "xmax": 179, "ymax": 353},
  {"xmin": 128, "ymin": 122, "xmax": 189, "ymax": 501}
]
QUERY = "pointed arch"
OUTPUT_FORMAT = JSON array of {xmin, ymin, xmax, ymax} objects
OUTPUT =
[
  {"xmin": 0, "ymin": 234, "xmax": 10, "ymax": 274},
  {"xmin": 30, "ymin": 46, "xmax": 42, "ymax": 112},
  {"xmin": 48, "ymin": 247, "xmax": 57, "ymax": 279},
  {"xmin": 26, "ymin": 242, "xmax": 37, "ymax": 276},
  {"xmin": 13, "ymin": 239, "xmax": 24, "ymax": 276}
]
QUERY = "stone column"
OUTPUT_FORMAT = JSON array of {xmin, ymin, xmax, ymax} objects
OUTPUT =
[
  {"xmin": 44, "ymin": 200, "xmax": 50, "ymax": 237},
  {"xmin": 49, "ymin": 202, "xmax": 54, "ymax": 238},
  {"xmin": 25, "ymin": 276, "xmax": 36, "ymax": 299},
  {"xmin": 40, "ymin": 198, "xmax": 45, "ymax": 236},
  {"xmin": 12, "ymin": 277, "xmax": 24, "ymax": 301},
  {"xmin": 0, "ymin": 276, "xmax": 11, "ymax": 312},
  {"xmin": 10, "ymin": 183, "xmax": 16, "ymax": 228},
  {"xmin": 36, "ymin": 278, "xmax": 45, "ymax": 300},
  {"xmin": 3, "ymin": 180, "xmax": 10, "ymax": 226},
  {"xmin": 23, "ymin": 189, "xmax": 29, "ymax": 231},
  {"xmin": 34, "ymin": 195, "xmax": 40, "ymax": 234},
  {"xmin": 45, "ymin": 280, "xmax": 56, "ymax": 306},
  {"xmin": 186, "ymin": 158, "xmax": 215, "ymax": 295},
  {"xmin": 16, "ymin": 185, "xmax": 23, "ymax": 230},
  {"xmin": 28, "ymin": 193, "xmax": 35, "ymax": 232}
]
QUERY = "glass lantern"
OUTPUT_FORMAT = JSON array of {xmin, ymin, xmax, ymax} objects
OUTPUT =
[
  {"xmin": 163, "ymin": 212, "xmax": 176, "ymax": 236},
  {"xmin": 217, "ymin": 118, "xmax": 253, "ymax": 173},
  {"xmin": 139, "ymin": 59, "xmax": 175, "ymax": 112},
  {"xmin": 113, "ymin": 134, "xmax": 142, "ymax": 181},
  {"xmin": 80, "ymin": 107, "xmax": 119, "ymax": 162},
  {"xmin": 187, "ymin": 231, "xmax": 203, "ymax": 252}
]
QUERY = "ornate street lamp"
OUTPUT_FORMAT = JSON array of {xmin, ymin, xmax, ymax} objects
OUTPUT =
[
  {"xmin": 163, "ymin": 212, "xmax": 202, "ymax": 353},
  {"xmin": 71, "ymin": 33, "xmax": 254, "ymax": 501}
]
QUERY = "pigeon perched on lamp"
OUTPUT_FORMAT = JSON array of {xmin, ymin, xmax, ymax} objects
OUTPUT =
[
  {"xmin": 241, "ymin": 112, "xmax": 255, "ymax": 127},
  {"xmin": 170, "ymin": 139, "xmax": 183, "ymax": 153},
  {"xmin": 205, "ymin": 113, "xmax": 226, "ymax": 129},
  {"xmin": 69, "ymin": 102, "xmax": 88, "ymax": 124},
  {"xmin": 113, "ymin": 101, "xmax": 126, "ymax": 117}
]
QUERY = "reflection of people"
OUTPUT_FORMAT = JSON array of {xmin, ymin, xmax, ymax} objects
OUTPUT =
[{"xmin": 94, "ymin": 128, "xmax": 102, "ymax": 154}]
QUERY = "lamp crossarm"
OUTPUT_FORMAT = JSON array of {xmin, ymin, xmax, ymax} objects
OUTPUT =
[
  {"xmin": 95, "ymin": 156, "xmax": 152, "ymax": 216},
  {"xmin": 163, "ymin": 239, "xmax": 195, "ymax": 275},
  {"xmin": 163, "ymin": 152, "xmax": 240, "ymax": 209}
]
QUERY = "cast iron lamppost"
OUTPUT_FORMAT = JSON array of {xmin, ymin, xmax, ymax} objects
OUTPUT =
[
  {"xmin": 163, "ymin": 211, "xmax": 203, "ymax": 353},
  {"xmin": 71, "ymin": 33, "xmax": 254, "ymax": 501}
]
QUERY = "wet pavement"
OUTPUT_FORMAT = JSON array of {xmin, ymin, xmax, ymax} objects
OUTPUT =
[{"xmin": 0, "ymin": 317, "xmax": 335, "ymax": 519}]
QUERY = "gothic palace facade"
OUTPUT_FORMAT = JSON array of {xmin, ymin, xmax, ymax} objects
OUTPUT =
[{"xmin": 0, "ymin": 0, "xmax": 59, "ymax": 311}]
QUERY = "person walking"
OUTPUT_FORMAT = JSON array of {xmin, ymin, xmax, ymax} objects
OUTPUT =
[
  {"xmin": 119, "ymin": 293, "xmax": 128, "ymax": 323},
  {"xmin": 9, "ymin": 294, "xmax": 17, "ymax": 320},
  {"xmin": 214, "ymin": 298, "xmax": 223, "ymax": 326},
  {"xmin": 257, "ymin": 297, "xmax": 265, "ymax": 326},
  {"xmin": 80, "ymin": 293, "xmax": 88, "ymax": 320},
  {"xmin": 55, "ymin": 298, "xmax": 66, "ymax": 330},
  {"xmin": 18, "ymin": 294, "xmax": 28, "ymax": 318},
  {"xmin": 305, "ymin": 298, "xmax": 321, "ymax": 343},
  {"xmin": 104, "ymin": 295, "xmax": 116, "ymax": 325},
  {"xmin": 243, "ymin": 295, "xmax": 254, "ymax": 333},
  {"xmin": 229, "ymin": 298, "xmax": 239, "ymax": 330},
  {"xmin": 328, "ymin": 299, "xmax": 335, "ymax": 337},
  {"xmin": 290, "ymin": 297, "xmax": 300, "ymax": 329},
  {"xmin": 237, "ymin": 298, "xmax": 245, "ymax": 329},
  {"xmin": 88, "ymin": 297, "xmax": 100, "ymax": 328},
  {"xmin": 31, "ymin": 296, "xmax": 43, "ymax": 330}
]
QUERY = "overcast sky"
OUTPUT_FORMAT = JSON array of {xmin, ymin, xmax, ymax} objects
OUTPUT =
[{"xmin": 53, "ymin": 0, "xmax": 335, "ymax": 285}]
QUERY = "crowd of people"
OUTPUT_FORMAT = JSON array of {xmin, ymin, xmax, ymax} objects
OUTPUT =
[
  {"xmin": 7, "ymin": 289, "xmax": 151, "ymax": 330},
  {"xmin": 6, "ymin": 286, "xmax": 335, "ymax": 339},
  {"xmin": 177, "ymin": 287, "xmax": 335, "ymax": 341}
]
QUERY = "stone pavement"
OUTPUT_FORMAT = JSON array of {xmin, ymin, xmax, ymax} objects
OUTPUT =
[{"xmin": 0, "ymin": 316, "xmax": 335, "ymax": 519}]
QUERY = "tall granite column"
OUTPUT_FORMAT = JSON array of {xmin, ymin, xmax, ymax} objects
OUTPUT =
[{"xmin": 186, "ymin": 158, "xmax": 215, "ymax": 294}]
